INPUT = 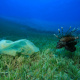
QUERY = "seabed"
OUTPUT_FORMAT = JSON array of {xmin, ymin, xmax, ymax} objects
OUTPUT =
[{"xmin": 0, "ymin": 19, "xmax": 80, "ymax": 80}]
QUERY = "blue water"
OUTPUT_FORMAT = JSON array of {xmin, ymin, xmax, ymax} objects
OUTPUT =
[{"xmin": 0, "ymin": 0, "xmax": 80, "ymax": 32}]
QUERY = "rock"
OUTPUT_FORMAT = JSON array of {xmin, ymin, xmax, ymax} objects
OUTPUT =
[{"xmin": 0, "ymin": 39, "xmax": 39, "ymax": 56}]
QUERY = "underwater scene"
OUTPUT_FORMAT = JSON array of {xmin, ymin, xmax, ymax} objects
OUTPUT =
[{"xmin": 0, "ymin": 0, "xmax": 80, "ymax": 80}]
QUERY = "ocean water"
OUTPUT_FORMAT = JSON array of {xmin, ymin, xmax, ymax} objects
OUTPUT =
[
  {"xmin": 0, "ymin": 0, "xmax": 80, "ymax": 31},
  {"xmin": 0, "ymin": 0, "xmax": 80, "ymax": 38},
  {"xmin": 0, "ymin": 0, "xmax": 80, "ymax": 80}
]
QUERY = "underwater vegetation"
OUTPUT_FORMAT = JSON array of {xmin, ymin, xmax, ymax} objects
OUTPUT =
[
  {"xmin": 54, "ymin": 27, "xmax": 79, "ymax": 52},
  {"xmin": 0, "ymin": 19, "xmax": 80, "ymax": 80},
  {"xmin": 0, "ymin": 30, "xmax": 80, "ymax": 80}
]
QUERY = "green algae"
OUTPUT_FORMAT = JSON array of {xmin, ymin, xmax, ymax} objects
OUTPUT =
[{"xmin": 0, "ymin": 31, "xmax": 80, "ymax": 80}]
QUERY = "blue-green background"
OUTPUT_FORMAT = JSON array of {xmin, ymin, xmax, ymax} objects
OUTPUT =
[{"xmin": 0, "ymin": 0, "xmax": 80, "ymax": 31}]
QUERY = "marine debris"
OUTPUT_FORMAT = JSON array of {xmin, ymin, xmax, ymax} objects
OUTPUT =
[
  {"xmin": 54, "ymin": 27, "xmax": 79, "ymax": 52},
  {"xmin": 0, "ymin": 39, "xmax": 39, "ymax": 56}
]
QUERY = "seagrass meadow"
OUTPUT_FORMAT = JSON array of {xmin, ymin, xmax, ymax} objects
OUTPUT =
[{"xmin": 0, "ymin": 19, "xmax": 80, "ymax": 80}]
